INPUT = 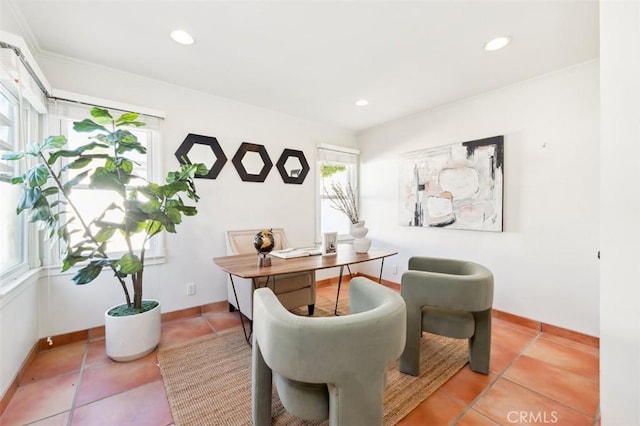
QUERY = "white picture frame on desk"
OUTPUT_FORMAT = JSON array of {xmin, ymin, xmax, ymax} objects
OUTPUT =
[{"xmin": 321, "ymin": 232, "xmax": 337, "ymax": 256}]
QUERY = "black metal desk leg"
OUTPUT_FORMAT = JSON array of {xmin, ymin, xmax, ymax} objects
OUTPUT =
[
  {"xmin": 333, "ymin": 265, "xmax": 345, "ymax": 316},
  {"xmin": 379, "ymin": 258, "xmax": 385, "ymax": 283},
  {"xmin": 229, "ymin": 274, "xmax": 252, "ymax": 345}
]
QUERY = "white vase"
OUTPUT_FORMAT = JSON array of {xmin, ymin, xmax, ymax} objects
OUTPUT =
[
  {"xmin": 350, "ymin": 220, "xmax": 372, "ymax": 253},
  {"xmin": 105, "ymin": 299, "xmax": 161, "ymax": 362}
]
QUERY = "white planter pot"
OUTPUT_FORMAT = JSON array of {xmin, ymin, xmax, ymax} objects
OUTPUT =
[{"xmin": 105, "ymin": 300, "xmax": 161, "ymax": 362}]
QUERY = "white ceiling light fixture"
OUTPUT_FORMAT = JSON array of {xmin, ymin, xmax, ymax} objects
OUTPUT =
[
  {"xmin": 170, "ymin": 30, "xmax": 195, "ymax": 45},
  {"xmin": 484, "ymin": 36, "xmax": 511, "ymax": 51},
  {"xmin": 355, "ymin": 99, "xmax": 369, "ymax": 107}
]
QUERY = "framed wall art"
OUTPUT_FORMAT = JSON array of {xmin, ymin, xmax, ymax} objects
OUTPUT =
[{"xmin": 399, "ymin": 135, "xmax": 504, "ymax": 232}]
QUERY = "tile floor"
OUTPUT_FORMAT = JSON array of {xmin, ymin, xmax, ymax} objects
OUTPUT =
[{"xmin": 1, "ymin": 283, "xmax": 600, "ymax": 425}]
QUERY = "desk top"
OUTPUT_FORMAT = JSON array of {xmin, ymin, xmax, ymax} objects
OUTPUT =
[{"xmin": 212, "ymin": 245, "xmax": 397, "ymax": 278}]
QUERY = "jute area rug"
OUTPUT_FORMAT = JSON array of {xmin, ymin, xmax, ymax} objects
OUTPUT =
[{"xmin": 158, "ymin": 298, "xmax": 468, "ymax": 426}]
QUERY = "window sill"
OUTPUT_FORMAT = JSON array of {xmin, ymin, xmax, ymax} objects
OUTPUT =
[
  {"xmin": 41, "ymin": 253, "xmax": 166, "ymax": 277},
  {"xmin": 0, "ymin": 253, "xmax": 166, "ymax": 305},
  {"xmin": 0, "ymin": 267, "xmax": 41, "ymax": 303}
]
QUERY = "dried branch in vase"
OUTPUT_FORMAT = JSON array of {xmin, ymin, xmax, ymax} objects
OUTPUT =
[{"xmin": 325, "ymin": 182, "xmax": 359, "ymax": 224}]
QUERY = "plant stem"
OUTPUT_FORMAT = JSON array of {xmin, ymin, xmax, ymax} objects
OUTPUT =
[{"xmin": 38, "ymin": 151, "xmax": 133, "ymax": 307}]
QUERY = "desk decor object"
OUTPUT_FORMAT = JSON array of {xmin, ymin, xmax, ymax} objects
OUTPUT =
[
  {"xmin": 400, "ymin": 135, "xmax": 504, "ymax": 232},
  {"xmin": 270, "ymin": 247, "xmax": 322, "ymax": 259},
  {"xmin": 351, "ymin": 220, "xmax": 372, "ymax": 253},
  {"xmin": 321, "ymin": 232, "xmax": 338, "ymax": 256},
  {"xmin": 253, "ymin": 229, "xmax": 275, "ymax": 267}
]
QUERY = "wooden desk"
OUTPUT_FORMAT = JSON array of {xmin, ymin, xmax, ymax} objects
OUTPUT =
[{"xmin": 212, "ymin": 245, "xmax": 398, "ymax": 342}]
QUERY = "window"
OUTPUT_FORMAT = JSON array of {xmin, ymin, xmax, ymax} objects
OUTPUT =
[
  {"xmin": 316, "ymin": 144, "xmax": 359, "ymax": 241},
  {"xmin": 0, "ymin": 47, "xmax": 47, "ymax": 281},
  {"xmin": 0, "ymin": 85, "xmax": 26, "ymax": 277},
  {"xmin": 47, "ymin": 100, "xmax": 165, "ymax": 262}
]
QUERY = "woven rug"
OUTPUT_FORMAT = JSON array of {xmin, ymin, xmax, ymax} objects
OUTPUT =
[{"xmin": 158, "ymin": 298, "xmax": 468, "ymax": 425}]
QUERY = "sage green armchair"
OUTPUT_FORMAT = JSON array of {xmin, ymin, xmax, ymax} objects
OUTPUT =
[
  {"xmin": 252, "ymin": 277, "xmax": 406, "ymax": 426},
  {"xmin": 399, "ymin": 256, "xmax": 494, "ymax": 376}
]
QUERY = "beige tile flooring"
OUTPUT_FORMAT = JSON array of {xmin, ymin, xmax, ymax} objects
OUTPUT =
[{"xmin": 1, "ymin": 283, "xmax": 599, "ymax": 425}]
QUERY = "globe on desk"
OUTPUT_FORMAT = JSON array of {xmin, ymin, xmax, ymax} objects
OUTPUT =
[{"xmin": 254, "ymin": 229, "xmax": 275, "ymax": 267}]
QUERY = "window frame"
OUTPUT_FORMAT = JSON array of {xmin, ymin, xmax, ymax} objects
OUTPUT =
[
  {"xmin": 0, "ymin": 82, "xmax": 44, "ymax": 284},
  {"xmin": 43, "ymin": 102, "xmax": 166, "ymax": 270},
  {"xmin": 315, "ymin": 144, "xmax": 360, "ymax": 243}
]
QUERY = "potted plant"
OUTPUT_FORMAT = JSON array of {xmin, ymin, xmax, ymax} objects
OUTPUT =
[
  {"xmin": 325, "ymin": 181, "xmax": 359, "ymax": 225},
  {"xmin": 2, "ymin": 107, "xmax": 207, "ymax": 361},
  {"xmin": 325, "ymin": 181, "xmax": 371, "ymax": 253}
]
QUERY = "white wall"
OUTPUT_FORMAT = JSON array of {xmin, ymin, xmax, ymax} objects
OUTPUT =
[
  {"xmin": 0, "ymin": 0, "xmax": 42, "ymax": 399},
  {"xmin": 356, "ymin": 61, "xmax": 600, "ymax": 337},
  {"xmin": 600, "ymin": 2, "xmax": 640, "ymax": 424},
  {"xmin": 33, "ymin": 54, "xmax": 356, "ymax": 337},
  {"xmin": 0, "ymin": 273, "xmax": 39, "ymax": 400}
]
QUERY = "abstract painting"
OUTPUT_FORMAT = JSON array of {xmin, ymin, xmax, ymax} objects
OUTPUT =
[{"xmin": 399, "ymin": 135, "xmax": 504, "ymax": 232}]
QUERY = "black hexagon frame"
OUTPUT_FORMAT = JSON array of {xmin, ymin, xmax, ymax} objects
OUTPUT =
[
  {"xmin": 231, "ymin": 142, "xmax": 273, "ymax": 182},
  {"xmin": 276, "ymin": 149, "xmax": 310, "ymax": 184},
  {"xmin": 174, "ymin": 133, "xmax": 227, "ymax": 179}
]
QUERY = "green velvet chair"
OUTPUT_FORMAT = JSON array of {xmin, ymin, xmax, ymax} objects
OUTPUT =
[
  {"xmin": 399, "ymin": 256, "xmax": 494, "ymax": 376},
  {"xmin": 251, "ymin": 277, "xmax": 406, "ymax": 426}
]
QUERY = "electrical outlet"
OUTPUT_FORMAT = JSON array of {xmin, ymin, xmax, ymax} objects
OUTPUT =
[
  {"xmin": 392, "ymin": 265, "xmax": 398, "ymax": 275},
  {"xmin": 186, "ymin": 283, "xmax": 196, "ymax": 295}
]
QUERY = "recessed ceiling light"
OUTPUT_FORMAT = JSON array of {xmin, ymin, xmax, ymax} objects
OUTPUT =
[
  {"xmin": 355, "ymin": 99, "xmax": 369, "ymax": 107},
  {"xmin": 170, "ymin": 30, "xmax": 195, "ymax": 45},
  {"xmin": 484, "ymin": 36, "xmax": 511, "ymax": 51}
]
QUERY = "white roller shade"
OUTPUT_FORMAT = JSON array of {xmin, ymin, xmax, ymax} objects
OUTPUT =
[{"xmin": 0, "ymin": 48, "xmax": 47, "ymax": 113}]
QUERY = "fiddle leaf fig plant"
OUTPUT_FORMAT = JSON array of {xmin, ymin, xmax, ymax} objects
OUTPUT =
[{"xmin": 2, "ymin": 107, "xmax": 207, "ymax": 314}]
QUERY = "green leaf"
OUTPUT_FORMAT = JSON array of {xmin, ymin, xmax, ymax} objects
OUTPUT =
[
  {"xmin": 72, "ymin": 262, "xmax": 103, "ymax": 285},
  {"xmin": 73, "ymin": 119, "xmax": 108, "ymax": 133},
  {"xmin": 179, "ymin": 205, "xmax": 197, "ymax": 216},
  {"xmin": 48, "ymin": 149, "xmax": 81, "ymax": 164},
  {"xmin": 41, "ymin": 135, "xmax": 67, "ymax": 151},
  {"xmin": 139, "ymin": 199, "xmax": 161, "ymax": 214},
  {"xmin": 17, "ymin": 187, "xmax": 42, "ymax": 212},
  {"xmin": 63, "ymin": 170, "xmax": 91, "ymax": 191},
  {"xmin": 138, "ymin": 183, "xmax": 162, "ymax": 199},
  {"xmin": 195, "ymin": 163, "xmax": 208, "ymax": 176},
  {"xmin": 26, "ymin": 142, "xmax": 41, "ymax": 157},
  {"xmin": 89, "ymin": 167, "xmax": 125, "ymax": 196},
  {"xmin": 27, "ymin": 164, "xmax": 49, "ymax": 187},
  {"xmin": 78, "ymin": 141, "xmax": 110, "ymax": 151},
  {"xmin": 62, "ymin": 255, "xmax": 88, "ymax": 272},
  {"xmin": 163, "ymin": 181, "xmax": 188, "ymax": 197},
  {"xmin": 41, "ymin": 186, "xmax": 59, "ymax": 197},
  {"xmin": 89, "ymin": 107, "xmax": 113, "ymax": 125},
  {"xmin": 119, "ymin": 159, "xmax": 133, "ymax": 174},
  {"xmin": 166, "ymin": 206, "xmax": 182, "ymax": 225},
  {"xmin": 1, "ymin": 152, "xmax": 24, "ymax": 161},
  {"xmin": 11, "ymin": 175, "xmax": 25, "ymax": 184},
  {"xmin": 117, "ymin": 253, "xmax": 143, "ymax": 275},
  {"xmin": 28, "ymin": 197, "xmax": 51, "ymax": 222},
  {"xmin": 94, "ymin": 227, "xmax": 116, "ymax": 243},
  {"xmin": 115, "ymin": 112, "xmax": 138, "ymax": 125},
  {"xmin": 146, "ymin": 220, "xmax": 163, "ymax": 237},
  {"xmin": 62, "ymin": 157, "xmax": 92, "ymax": 171}
]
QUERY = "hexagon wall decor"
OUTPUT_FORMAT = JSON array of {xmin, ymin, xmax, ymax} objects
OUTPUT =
[
  {"xmin": 276, "ymin": 149, "xmax": 310, "ymax": 184},
  {"xmin": 231, "ymin": 142, "xmax": 273, "ymax": 182},
  {"xmin": 175, "ymin": 133, "xmax": 227, "ymax": 179}
]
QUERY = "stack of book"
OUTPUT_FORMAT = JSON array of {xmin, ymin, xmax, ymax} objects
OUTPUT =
[{"xmin": 270, "ymin": 247, "xmax": 322, "ymax": 259}]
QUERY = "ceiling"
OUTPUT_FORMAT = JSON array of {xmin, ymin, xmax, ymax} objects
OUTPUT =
[{"xmin": 9, "ymin": 1, "xmax": 599, "ymax": 131}]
